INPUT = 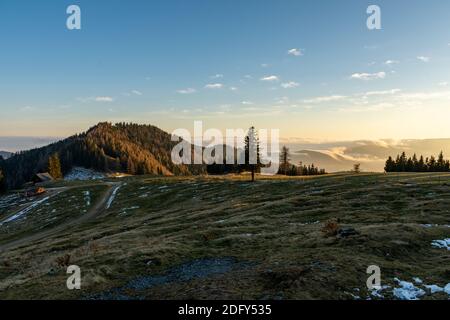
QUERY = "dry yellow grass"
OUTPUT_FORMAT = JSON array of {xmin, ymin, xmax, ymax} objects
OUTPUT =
[{"xmin": 0, "ymin": 172, "xmax": 449, "ymax": 300}]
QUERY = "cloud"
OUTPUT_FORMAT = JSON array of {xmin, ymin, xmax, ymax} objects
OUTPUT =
[
  {"xmin": 241, "ymin": 101, "xmax": 254, "ymax": 105},
  {"xmin": 303, "ymin": 95, "xmax": 347, "ymax": 103},
  {"xmin": 339, "ymin": 103, "xmax": 395, "ymax": 113},
  {"xmin": 397, "ymin": 90, "xmax": 450, "ymax": 100},
  {"xmin": 260, "ymin": 75, "xmax": 279, "ymax": 82},
  {"xmin": 281, "ymin": 81, "xmax": 300, "ymax": 89},
  {"xmin": 205, "ymin": 83, "xmax": 224, "ymax": 89},
  {"xmin": 210, "ymin": 74, "xmax": 224, "ymax": 79},
  {"xmin": 229, "ymin": 86, "xmax": 238, "ymax": 91},
  {"xmin": 438, "ymin": 82, "xmax": 449, "ymax": 87},
  {"xmin": 131, "ymin": 90, "xmax": 143, "ymax": 96},
  {"xmin": 385, "ymin": 60, "xmax": 399, "ymax": 65},
  {"xmin": 287, "ymin": 48, "xmax": 303, "ymax": 56},
  {"xmin": 20, "ymin": 106, "xmax": 35, "ymax": 112},
  {"xmin": 261, "ymin": 63, "xmax": 269, "ymax": 68},
  {"xmin": 350, "ymin": 72, "xmax": 386, "ymax": 80},
  {"xmin": 95, "ymin": 96, "xmax": 114, "ymax": 102},
  {"xmin": 417, "ymin": 56, "xmax": 430, "ymax": 63},
  {"xmin": 177, "ymin": 88, "xmax": 197, "ymax": 94},
  {"xmin": 365, "ymin": 89, "xmax": 401, "ymax": 96}
]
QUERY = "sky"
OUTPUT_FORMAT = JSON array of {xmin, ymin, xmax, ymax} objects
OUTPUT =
[{"xmin": 1, "ymin": 0, "xmax": 450, "ymax": 141}]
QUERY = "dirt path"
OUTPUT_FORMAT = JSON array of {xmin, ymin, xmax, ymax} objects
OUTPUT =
[{"xmin": 0, "ymin": 182, "xmax": 122, "ymax": 253}]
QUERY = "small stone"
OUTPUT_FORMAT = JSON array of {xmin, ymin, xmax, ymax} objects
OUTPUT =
[{"xmin": 337, "ymin": 227, "xmax": 359, "ymax": 238}]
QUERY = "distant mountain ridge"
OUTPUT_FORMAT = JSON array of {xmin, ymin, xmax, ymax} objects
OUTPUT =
[{"xmin": 2, "ymin": 122, "xmax": 206, "ymax": 189}]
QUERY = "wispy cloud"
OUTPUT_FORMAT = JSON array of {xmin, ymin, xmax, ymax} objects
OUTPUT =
[
  {"xmin": 384, "ymin": 60, "xmax": 399, "ymax": 65},
  {"xmin": 303, "ymin": 95, "xmax": 347, "ymax": 103},
  {"xmin": 281, "ymin": 81, "xmax": 300, "ymax": 89},
  {"xmin": 350, "ymin": 72, "xmax": 386, "ymax": 81},
  {"xmin": 131, "ymin": 90, "xmax": 143, "ymax": 96},
  {"xmin": 417, "ymin": 56, "xmax": 430, "ymax": 63},
  {"xmin": 364, "ymin": 89, "xmax": 401, "ymax": 96},
  {"xmin": 20, "ymin": 106, "xmax": 35, "ymax": 112},
  {"xmin": 177, "ymin": 88, "xmax": 197, "ymax": 94},
  {"xmin": 229, "ymin": 86, "xmax": 238, "ymax": 91},
  {"xmin": 260, "ymin": 75, "xmax": 279, "ymax": 82},
  {"xmin": 205, "ymin": 83, "xmax": 224, "ymax": 89},
  {"xmin": 241, "ymin": 101, "xmax": 254, "ymax": 105},
  {"xmin": 95, "ymin": 96, "xmax": 114, "ymax": 102},
  {"xmin": 287, "ymin": 48, "xmax": 303, "ymax": 56},
  {"xmin": 210, "ymin": 74, "xmax": 224, "ymax": 79}
]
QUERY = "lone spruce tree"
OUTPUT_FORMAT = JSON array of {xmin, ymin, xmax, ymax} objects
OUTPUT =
[{"xmin": 244, "ymin": 127, "xmax": 260, "ymax": 182}]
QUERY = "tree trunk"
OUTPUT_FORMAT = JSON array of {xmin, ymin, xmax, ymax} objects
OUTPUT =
[{"xmin": 251, "ymin": 165, "xmax": 255, "ymax": 182}]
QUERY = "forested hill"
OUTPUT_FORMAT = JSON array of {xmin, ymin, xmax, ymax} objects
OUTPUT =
[{"xmin": 1, "ymin": 122, "xmax": 206, "ymax": 189}]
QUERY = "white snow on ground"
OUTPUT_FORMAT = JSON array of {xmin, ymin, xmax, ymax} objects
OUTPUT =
[
  {"xmin": 393, "ymin": 277, "xmax": 450, "ymax": 299},
  {"xmin": 0, "ymin": 196, "xmax": 50, "ymax": 226},
  {"xmin": 65, "ymin": 167, "xmax": 105, "ymax": 181},
  {"xmin": 83, "ymin": 191, "xmax": 91, "ymax": 206},
  {"xmin": 119, "ymin": 206, "xmax": 140, "ymax": 216},
  {"xmin": 445, "ymin": 284, "xmax": 450, "ymax": 295},
  {"xmin": 370, "ymin": 285, "xmax": 390, "ymax": 299},
  {"xmin": 425, "ymin": 285, "xmax": 444, "ymax": 294},
  {"xmin": 421, "ymin": 224, "xmax": 450, "ymax": 228},
  {"xmin": 393, "ymin": 278, "xmax": 426, "ymax": 300},
  {"xmin": 431, "ymin": 238, "xmax": 450, "ymax": 250},
  {"xmin": 106, "ymin": 185, "xmax": 121, "ymax": 209},
  {"xmin": 413, "ymin": 277, "xmax": 423, "ymax": 284}
]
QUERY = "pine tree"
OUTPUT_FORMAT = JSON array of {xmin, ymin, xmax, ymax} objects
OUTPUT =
[
  {"xmin": 418, "ymin": 155, "xmax": 425, "ymax": 172},
  {"xmin": 385, "ymin": 156, "xmax": 395, "ymax": 172},
  {"xmin": 437, "ymin": 151, "xmax": 445, "ymax": 172},
  {"xmin": 279, "ymin": 146, "xmax": 290, "ymax": 175},
  {"xmin": 244, "ymin": 127, "xmax": 260, "ymax": 182}
]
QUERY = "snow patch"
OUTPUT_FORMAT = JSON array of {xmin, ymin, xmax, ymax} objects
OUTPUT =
[
  {"xmin": 431, "ymin": 238, "xmax": 450, "ymax": 250},
  {"xmin": 421, "ymin": 224, "xmax": 450, "ymax": 228},
  {"xmin": 445, "ymin": 284, "xmax": 450, "ymax": 295},
  {"xmin": 65, "ymin": 167, "xmax": 105, "ymax": 181},
  {"xmin": 106, "ymin": 185, "xmax": 122, "ymax": 209},
  {"xmin": 393, "ymin": 278, "xmax": 426, "ymax": 300},
  {"xmin": 83, "ymin": 191, "xmax": 91, "ymax": 206},
  {"xmin": 370, "ymin": 285, "xmax": 390, "ymax": 299},
  {"xmin": 425, "ymin": 285, "xmax": 444, "ymax": 294},
  {"xmin": 0, "ymin": 196, "xmax": 50, "ymax": 225}
]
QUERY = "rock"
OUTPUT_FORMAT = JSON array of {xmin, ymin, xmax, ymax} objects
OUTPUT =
[
  {"xmin": 146, "ymin": 258, "xmax": 162, "ymax": 266},
  {"xmin": 47, "ymin": 268, "xmax": 57, "ymax": 276},
  {"xmin": 337, "ymin": 227, "xmax": 359, "ymax": 238}
]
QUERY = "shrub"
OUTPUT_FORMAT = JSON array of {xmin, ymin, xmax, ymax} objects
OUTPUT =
[{"xmin": 322, "ymin": 220, "xmax": 339, "ymax": 237}]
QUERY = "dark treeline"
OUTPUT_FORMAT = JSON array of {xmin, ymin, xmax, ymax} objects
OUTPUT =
[
  {"xmin": 278, "ymin": 146, "xmax": 327, "ymax": 176},
  {"xmin": 206, "ymin": 127, "xmax": 262, "ymax": 180},
  {"xmin": 0, "ymin": 156, "xmax": 6, "ymax": 192},
  {"xmin": 2, "ymin": 122, "xmax": 206, "ymax": 190},
  {"xmin": 385, "ymin": 151, "xmax": 450, "ymax": 172}
]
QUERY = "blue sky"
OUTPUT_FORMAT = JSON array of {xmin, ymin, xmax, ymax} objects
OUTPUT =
[{"xmin": 1, "ymin": 0, "xmax": 450, "ymax": 140}]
